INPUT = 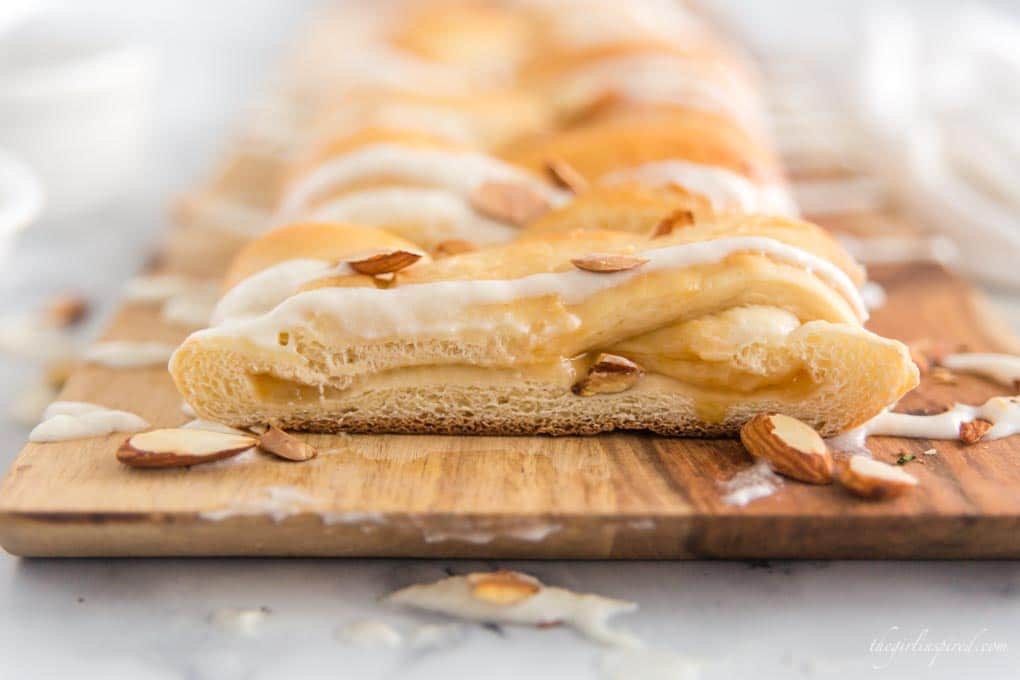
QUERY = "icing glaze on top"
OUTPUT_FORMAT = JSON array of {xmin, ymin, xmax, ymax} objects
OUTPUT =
[
  {"xmin": 277, "ymin": 144, "xmax": 569, "ymax": 218},
  {"xmin": 600, "ymin": 160, "xmax": 797, "ymax": 216},
  {"xmin": 82, "ymin": 341, "xmax": 177, "ymax": 369},
  {"xmin": 307, "ymin": 187, "xmax": 520, "ymax": 245},
  {"xmin": 190, "ymin": 236, "xmax": 866, "ymax": 356}
]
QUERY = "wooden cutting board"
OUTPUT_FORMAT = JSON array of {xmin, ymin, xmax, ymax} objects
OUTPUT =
[{"xmin": 1, "ymin": 222, "xmax": 1020, "ymax": 559}]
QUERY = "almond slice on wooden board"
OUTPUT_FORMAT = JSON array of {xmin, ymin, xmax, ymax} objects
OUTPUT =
[
  {"xmin": 544, "ymin": 157, "xmax": 589, "ymax": 194},
  {"xmin": 572, "ymin": 353, "xmax": 644, "ymax": 396},
  {"xmin": 739, "ymin": 413, "xmax": 833, "ymax": 484},
  {"xmin": 467, "ymin": 571, "xmax": 541, "ymax": 605},
  {"xmin": 348, "ymin": 250, "xmax": 422, "ymax": 276},
  {"xmin": 258, "ymin": 425, "xmax": 317, "ymax": 461},
  {"xmin": 431, "ymin": 239, "xmax": 478, "ymax": 258},
  {"xmin": 117, "ymin": 428, "xmax": 257, "ymax": 468},
  {"xmin": 650, "ymin": 209, "xmax": 695, "ymax": 238},
  {"xmin": 959, "ymin": 418, "xmax": 993, "ymax": 444},
  {"xmin": 468, "ymin": 181, "xmax": 551, "ymax": 226},
  {"xmin": 571, "ymin": 253, "xmax": 648, "ymax": 273},
  {"xmin": 837, "ymin": 455, "xmax": 918, "ymax": 500}
]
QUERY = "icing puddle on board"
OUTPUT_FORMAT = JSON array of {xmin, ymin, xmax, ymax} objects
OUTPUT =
[{"xmin": 29, "ymin": 401, "xmax": 149, "ymax": 442}]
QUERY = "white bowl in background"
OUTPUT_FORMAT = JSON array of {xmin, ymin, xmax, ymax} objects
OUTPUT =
[
  {"xmin": 0, "ymin": 149, "xmax": 43, "ymax": 259},
  {"xmin": 0, "ymin": 12, "xmax": 154, "ymax": 219}
]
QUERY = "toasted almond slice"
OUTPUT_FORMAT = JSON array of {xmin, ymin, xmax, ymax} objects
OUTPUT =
[
  {"xmin": 959, "ymin": 418, "xmax": 993, "ymax": 444},
  {"xmin": 572, "ymin": 353, "xmax": 644, "ymax": 396},
  {"xmin": 468, "ymin": 181, "xmax": 551, "ymax": 227},
  {"xmin": 432, "ymin": 239, "xmax": 478, "ymax": 258},
  {"xmin": 837, "ymin": 455, "xmax": 918, "ymax": 499},
  {"xmin": 117, "ymin": 428, "xmax": 257, "ymax": 468},
  {"xmin": 545, "ymin": 157, "xmax": 589, "ymax": 194},
  {"xmin": 46, "ymin": 293, "xmax": 89, "ymax": 327},
  {"xmin": 259, "ymin": 425, "xmax": 317, "ymax": 461},
  {"xmin": 467, "ymin": 570, "xmax": 541, "ymax": 605},
  {"xmin": 650, "ymin": 209, "xmax": 695, "ymax": 238},
  {"xmin": 558, "ymin": 89, "xmax": 621, "ymax": 127},
  {"xmin": 740, "ymin": 413, "xmax": 833, "ymax": 484},
  {"xmin": 571, "ymin": 253, "xmax": 648, "ymax": 273},
  {"xmin": 349, "ymin": 250, "xmax": 422, "ymax": 276}
]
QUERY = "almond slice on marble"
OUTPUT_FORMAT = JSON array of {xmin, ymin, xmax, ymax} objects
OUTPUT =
[
  {"xmin": 46, "ymin": 293, "xmax": 90, "ymax": 328},
  {"xmin": 571, "ymin": 253, "xmax": 648, "ymax": 273},
  {"xmin": 959, "ymin": 418, "xmax": 993, "ymax": 444},
  {"xmin": 348, "ymin": 250, "xmax": 422, "ymax": 276},
  {"xmin": 650, "ymin": 209, "xmax": 695, "ymax": 238},
  {"xmin": 117, "ymin": 428, "xmax": 257, "ymax": 468},
  {"xmin": 432, "ymin": 239, "xmax": 478, "ymax": 258},
  {"xmin": 572, "ymin": 353, "xmax": 644, "ymax": 396},
  {"xmin": 467, "ymin": 571, "xmax": 541, "ymax": 605},
  {"xmin": 739, "ymin": 413, "xmax": 833, "ymax": 484},
  {"xmin": 468, "ymin": 181, "xmax": 551, "ymax": 227},
  {"xmin": 258, "ymin": 425, "xmax": 317, "ymax": 461},
  {"xmin": 545, "ymin": 157, "xmax": 589, "ymax": 194},
  {"xmin": 837, "ymin": 455, "xmax": 918, "ymax": 499}
]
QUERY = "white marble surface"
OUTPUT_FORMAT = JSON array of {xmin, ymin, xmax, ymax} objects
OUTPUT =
[{"xmin": 0, "ymin": 2, "xmax": 1019, "ymax": 678}]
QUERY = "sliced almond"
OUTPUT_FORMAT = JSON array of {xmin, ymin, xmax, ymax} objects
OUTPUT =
[
  {"xmin": 650, "ymin": 210, "xmax": 695, "ymax": 238},
  {"xmin": 571, "ymin": 253, "xmax": 648, "ymax": 273},
  {"xmin": 46, "ymin": 293, "xmax": 89, "ymax": 327},
  {"xmin": 959, "ymin": 418, "xmax": 993, "ymax": 444},
  {"xmin": 467, "ymin": 570, "xmax": 541, "ymax": 605},
  {"xmin": 837, "ymin": 455, "xmax": 918, "ymax": 499},
  {"xmin": 929, "ymin": 366, "xmax": 957, "ymax": 385},
  {"xmin": 117, "ymin": 428, "xmax": 257, "ymax": 468},
  {"xmin": 739, "ymin": 413, "xmax": 833, "ymax": 484},
  {"xmin": 559, "ymin": 89, "xmax": 621, "ymax": 127},
  {"xmin": 432, "ymin": 239, "xmax": 478, "ymax": 258},
  {"xmin": 348, "ymin": 250, "xmax": 422, "ymax": 276},
  {"xmin": 258, "ymin": 425, "xmax": 317, "ymax": 461},
  {"xmin": 572, "ymin": 353, "xmax": 644, "ymax": 396},
  {"xmin": 468, "ymin": 181, "xmax": 551, "ymax": 227},
  {"xmin": 545, "ymin": 157, "xmax": 589, "ymax": 194}
]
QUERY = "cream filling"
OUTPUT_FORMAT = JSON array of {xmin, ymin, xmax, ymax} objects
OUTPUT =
[
  {"xmin": 600, "ymin": 160, "xmax": 798, "ymax": 216},
  {"xmin": 306, "ymin": 187, "xmax": 520, "ymax": 245},
  {"xmin": 189, "ymin": 237, "xmax": 867, "ymax": 363},
  {"xmin": 277, "ymin": 144, "xmax": 570, "ymax": 218}
]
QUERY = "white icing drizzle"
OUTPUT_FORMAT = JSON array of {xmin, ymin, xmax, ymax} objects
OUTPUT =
[
  {"xmin": 199, "ymin": 485, "xmax": 322, "ymax": 523},
  {"xmin": 386, "ymin": 573, "xmax": 641, "ymax": 648},
  {"xmin": 210, "ymin": 259, "xmax": 338, "ymax": 325},
  {"xmin": 335, "ymin": 620, "xmax": 404, "ymax": 648},
  {"xmin": 720, "ymin": 459, "xmax": 782, "ymax": 507},
  {"xmin": 276, "ymin": 144, "xmax": 569, "ymax": 218},
  {"xmin": 600, "ymin": 160, "xmax": 797, "ymax": 216},
  {"xmin": 191, "ymin": 236, "xmax": 866, "ymax": 353},
  {"xmin": 941, "ymin": 353, "xmax": 1020, "ymax": 387},
  {"xmin": 860, "ymin": 281, "xmax": 887, "ymax": 311},
  {"xmin": 307, "ymin": 187, "xmax": 520, "ymax": 245},
  {"xmin": 29, "ymin": 401, "xmax": 149, "ymax": 443},
  {"xmin": 831, "ymin": 396, "xmax": 1020, "ymax": 447},
  {"xmin": 82, "ymin": 341, "xmax": 177, "ymax": 368},
  {"xmin": 564, "ymin": 53, "xmax": 757, "ymax": 128}
]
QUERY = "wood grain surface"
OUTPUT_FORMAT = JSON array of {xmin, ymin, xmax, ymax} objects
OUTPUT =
[{"xmin": 0, "ymin": 220, "xmax": 1019, "ymax": 558}]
